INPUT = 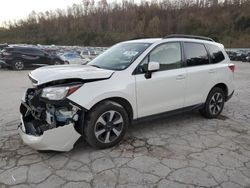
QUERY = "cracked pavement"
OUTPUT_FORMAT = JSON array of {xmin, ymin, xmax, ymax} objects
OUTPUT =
[{"xmin": 0, "ymin": 61, "xmax": 250, "ymax": 188}]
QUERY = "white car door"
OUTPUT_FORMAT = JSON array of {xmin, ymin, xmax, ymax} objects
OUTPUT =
[
  {"xmin": 135, "ymin": 42, "xmax": 187, "ymax": 118},
  {"xmin": 183, "ymin": 42, "xmax": 216, "ymax": 107}
]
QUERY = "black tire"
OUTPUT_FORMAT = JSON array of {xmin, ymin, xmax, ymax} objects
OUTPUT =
[
  {"xmin": 200, "ymin": 87, "xmax": 225, "ymax": 119},
  {"xmin": 12, "ymin": 60, "xmax": 24, "ymax": 70},
  {"xmin": 84, "ymin": 101, "xmax": 129, "ymax": 149}
]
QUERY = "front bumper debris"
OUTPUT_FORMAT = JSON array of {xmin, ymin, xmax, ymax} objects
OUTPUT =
[
  {"xmin": 18, "ymin": 116, "xmax": 80, "ymax": 151},
  {"xmin": 19, "ymin": 88, "xmax": 82, "ymax": 151}
]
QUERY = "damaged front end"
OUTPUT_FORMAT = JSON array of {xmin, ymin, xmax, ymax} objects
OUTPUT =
[{"xmin": 19, "ymin": 83, "xmax": 83, "ymax": 151}]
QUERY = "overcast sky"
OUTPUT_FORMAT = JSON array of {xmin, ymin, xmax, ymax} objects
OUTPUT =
[{"xmin": 0, "ymin": 0, "xmax": 85, "ymax": 26}]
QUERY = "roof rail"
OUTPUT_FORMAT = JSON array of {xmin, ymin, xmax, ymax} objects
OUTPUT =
[{"xmin": 164, "ymin": 34, "xmax": 214, "ymax": 42}]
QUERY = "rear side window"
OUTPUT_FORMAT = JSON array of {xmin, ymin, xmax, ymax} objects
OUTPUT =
[
  {"xmin": 20, "ymin": 48, "xmax": 44, "ymax": 56},
  {"xmin": 206, "ymin": 44, "xmax": 225, "ymax": 63},
  {"xmin": 20, "ymin": 49, "xmax": 31, "ymax": 53},
  {"xmin": 184, "ymin": 42, "xmax": 209, "ymax": 66},
  {"xmin": 29, "ymin": 49, "xmax": 44, "ymax": 56}
]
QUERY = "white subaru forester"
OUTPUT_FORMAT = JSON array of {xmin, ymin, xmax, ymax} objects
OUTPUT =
[{"xmin": 19, "ymin": 35, "xmax": 235, "ymax": 151}]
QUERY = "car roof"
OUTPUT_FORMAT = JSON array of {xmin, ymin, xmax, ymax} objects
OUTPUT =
[
  {"xmin": 124, "ymin": 37, "xmax": 223, "ymax": 48},
  {"xmin": 6, "ymin": 46, "xmax": 42, "ymax": 51},
  {"xmin": 124, "ymin": 37, "xmax": 217, "ymax": 44},
  {"xmin": 124, "ymin": 38, "xmax": 162, "ymax": 44}
]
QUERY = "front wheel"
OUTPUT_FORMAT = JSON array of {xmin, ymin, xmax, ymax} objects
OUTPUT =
[
  {"xmin": 12, "ymin": 60, "xmax": 24, "ymax": 70},
  {"xmin": 84, "ymin": 101, "xmax": 129, "ymax": 149},
  {"xmin": 200, "ymin": 87, "xmax": 225, "ymax": 119}
]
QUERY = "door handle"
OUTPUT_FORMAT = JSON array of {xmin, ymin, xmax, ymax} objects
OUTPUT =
[
  {"xmin": 208, "ymin": 69, "xmax": 216, "ymax": 73},
  {"xmin": 176, "ymin": 74, "xmax": 185, "ymax": 80}
]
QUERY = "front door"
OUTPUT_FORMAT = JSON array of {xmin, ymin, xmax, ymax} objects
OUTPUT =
[{"xmin": 135, "ymin": 42, "xmax": 186, "ymax": 118}]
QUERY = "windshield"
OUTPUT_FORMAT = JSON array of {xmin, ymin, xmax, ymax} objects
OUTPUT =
[{"xmin": 88, "ymin": 42, "xmax": 151, "ymax": 70}]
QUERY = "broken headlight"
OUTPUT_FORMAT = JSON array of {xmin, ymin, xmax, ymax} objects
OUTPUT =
[{"xmin": 41, "ymin": 84, "xmax": 82, "ymax": 100}]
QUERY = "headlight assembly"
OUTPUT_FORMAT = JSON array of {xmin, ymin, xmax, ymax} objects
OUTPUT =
[{"xmin": 41, "ymin": 84, "xmax": 82, "ymax": 100}]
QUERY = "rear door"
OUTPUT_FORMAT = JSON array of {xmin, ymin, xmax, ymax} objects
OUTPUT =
[
  {"xmin": 19, "ymin": 48, "xmax": 41, "ymax": 65},
  {"xmin": 205, "ymin": 43, "xmax": 233, "ymax": 95},
  {"xmin": 183, "ymin": 42, "xmax": 216, "ymax": 107},
  {"xmin": 135, "ymin": 42, "xmax": 187, "ymax": 118},
  {"xmin": 33, "ymin": 49, "xmax": 52, "ymax": 65}
]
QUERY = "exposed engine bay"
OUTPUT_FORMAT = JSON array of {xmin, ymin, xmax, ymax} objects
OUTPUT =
[{"xmin": 20, "ymin": 87, "xmax": 82, "ymax": 137}]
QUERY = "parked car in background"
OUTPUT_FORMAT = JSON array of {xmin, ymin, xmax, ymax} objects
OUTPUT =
[
  {"xmin": 60, "ymin": 52, "xmax": 89, "ymax": 65},
  {"xmin": 0, "ymin": 43, "xmax": 8, "ymax": 51},
  {"xmin": 19, "ymin": 35, "xmax": 234, "ymax": 151},
  {"xmin": 235, "ymin": 50, "xmax": 249, "ymax": 61},
  {"xmin": 0, "ymin": 46, "xmax": 64, "ymax": 70},
  {"xmin": 0, "ymin": 59, "xmax": 7, "ymax": 68},
  {"xmin": 43, "ymin": 49, "xmax": 58, "ymax": 56},
  {"xmin": 226, "ymin": 51, "xmax": 237, "ymax": 61},
  {"xmin": 80, "ymin": 50, "xmax": 97, "ymax": 60},
  {"xmin": 244, "ymin": 52, "xmax": 250, "ymax": 62}
]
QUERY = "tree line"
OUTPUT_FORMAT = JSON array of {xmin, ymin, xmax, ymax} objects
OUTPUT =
[{"xmin": 0, "ymin": 0, "xmax": 249, "ymax": 47}]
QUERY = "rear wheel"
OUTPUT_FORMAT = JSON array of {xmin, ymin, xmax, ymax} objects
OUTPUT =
[
  {"xmin": 200, "ymin": 87, "xmax": 225, "ymax": 118},
  {"xmin": 84, "ymin": 101, "xmax": 129, "ymax": 149},
  {"xmin": 12, "ymin": 60, "xmax": 24, "ymax": 70}
]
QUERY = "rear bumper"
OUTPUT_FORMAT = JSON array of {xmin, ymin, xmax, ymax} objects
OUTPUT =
[
  {"xmin": 19, "ymin": 115, "xmax": 81, "ymax": 151},
  {"xmin": 226, "ymin": 90, "xmax": 234, "ymax": 102}
]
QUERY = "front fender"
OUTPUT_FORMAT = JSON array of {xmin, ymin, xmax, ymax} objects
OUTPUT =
[
  {"xmin": 67, "ymin": 77, "xmax": 137, "ymax": 119},
  {"xmin": 69, "ymin": 91, "xmax": 137, "ymax": 119}
]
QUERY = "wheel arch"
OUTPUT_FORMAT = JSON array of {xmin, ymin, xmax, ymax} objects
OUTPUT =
[
  {"xmin": 88, "ymin": 97, "xmax": 134, "ymax": 123},
  {"xmin": 210, "ymin": 83, "xmax": 228, "ymax": 98}
]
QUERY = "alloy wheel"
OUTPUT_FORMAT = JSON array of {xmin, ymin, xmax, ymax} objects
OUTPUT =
[
  {"xmin": 15, "ymin": 61, "xmax": 24, "ymax": 70},
  {"xmin": 94, "ymin": 110, "xmax": 124, "ymax": 144},
  {"xmin": 209, "ymin": 92, "xmax": 224, "ymax": 115}
]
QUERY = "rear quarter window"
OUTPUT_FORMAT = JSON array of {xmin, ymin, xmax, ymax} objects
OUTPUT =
[{"xmin": 206, "ymin": 44, "xmax": 225, "ymax": 63}]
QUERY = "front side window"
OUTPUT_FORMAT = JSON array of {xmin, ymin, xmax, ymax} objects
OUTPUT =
[
  {"xmin": 136, "ymin": 42, "xmax": 182, "ymax": 73},
  {"xmin": 184, "ymin": 42, "xmax": 209, "ymax": 66},
  {"xmin": 149, "ymin": 42, "xmax": 182, "ymax": 71},
  {"xmin": 206, "ymin": 43, "xmax": 225, "ymax": 64},
  {"xmin": 89, "ymin": 42, "xmax": 151, "ymax": 70}
]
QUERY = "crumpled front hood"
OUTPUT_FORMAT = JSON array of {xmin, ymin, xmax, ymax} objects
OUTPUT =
[{"xmin": 29, "ymin": 65, "xmax": 114, "ymax": 85}]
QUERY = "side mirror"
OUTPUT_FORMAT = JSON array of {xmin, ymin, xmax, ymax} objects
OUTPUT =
[
  {"xmin": 145, "ymin": 61, "xmax": 160, "ymax": 79},
  {"xmin": 148, "ymin": 61, "xmax": 160, "ymax": 72}
]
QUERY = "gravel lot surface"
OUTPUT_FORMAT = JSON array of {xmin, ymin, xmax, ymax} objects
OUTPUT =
[{"xmin": 0, "ymin": 61, "xmax": 250, "ymax": 188}]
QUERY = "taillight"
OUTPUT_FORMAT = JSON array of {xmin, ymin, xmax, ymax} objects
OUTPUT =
[{"xmin": 228, "ymin": 64, "xmax": 235, "ymax": 73}]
